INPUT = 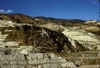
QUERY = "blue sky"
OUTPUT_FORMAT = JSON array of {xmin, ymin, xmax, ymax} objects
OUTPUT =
[{"xmin": 0, "ymin": 0, "xmax": 99, "ymax": 20}]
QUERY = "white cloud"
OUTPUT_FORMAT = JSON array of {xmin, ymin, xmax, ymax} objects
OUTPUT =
[
  {"xmin": 0, "ymin": 9, "xmax": 14, "ymax": 14},
  {"xmin": 6, "ymin": 9, "xmax": 14, "ymax": 13},
  {"xmin": 0, "ymin": 10, "xmax": 6, "ymax": 13}
]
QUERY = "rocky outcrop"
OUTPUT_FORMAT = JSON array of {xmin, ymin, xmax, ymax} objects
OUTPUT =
[
  {"xmin": 84, "ymin": 26, "xmax": 100, "ymax": 32},
  {"xmin": 84, "ymin": 20, "xmax": 97, "ymax": 25},
  {"xmin": 96, "ymin": 23, "xmax": 100, "ymax": 28},
  {"xmin": 39, "ymin": 23, "xmax": 65, "ymax": 32},
  {"xmin": 6, "ymin": 25, "xmax": 87, "ymax": 53},
  {"xmin": 62, "ymin": 27, "xmax": 100, "ymax": 50}
]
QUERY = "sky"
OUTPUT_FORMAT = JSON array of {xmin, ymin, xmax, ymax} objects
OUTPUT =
[{"xmin": 0, "ymin": 0, "xmax": 99, "ymax": 20}]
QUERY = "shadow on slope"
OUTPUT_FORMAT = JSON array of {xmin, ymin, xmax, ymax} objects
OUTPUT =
[{"xmin": 6, "ymin": 25, "xmax": 87, "ymax": 53}]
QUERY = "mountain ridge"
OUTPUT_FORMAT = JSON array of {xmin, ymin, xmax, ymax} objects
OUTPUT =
[{"xmin": 0, "ymin": 13, "xmax": 85, "ymax": 26}]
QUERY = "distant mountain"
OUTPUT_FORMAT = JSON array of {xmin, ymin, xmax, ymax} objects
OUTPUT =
[
  {"xmin": 0, "ymin": 13, "xmax": 85, "ymax": 26},
  {"xmin": 35, "ymin": 16, "xmax": 85, "ymax": 26}
]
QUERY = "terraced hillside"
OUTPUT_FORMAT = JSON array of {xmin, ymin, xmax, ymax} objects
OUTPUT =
[{"xmin": 0, "ymin": 14, "xmax": 100, "ymax": 68}]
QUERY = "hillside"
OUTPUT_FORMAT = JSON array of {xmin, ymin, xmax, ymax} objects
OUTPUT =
[
  {"xmin": 0, "ymin": 13, "xmax": 34, "ymax": 23},
  {"xmin": 0, "ymin": 13, "xmax": 46, "ymax": 25},
  {"xmin": 34, "ymin": 16, "xmax": 85, "ymax": 26},
  {"xmin": 0, "ymin": 13, "xmax": 85, "ymax": 26},
  {"xmin": 0, "ymin": 13, "xmax": 100, "ymax": 67},
  {"xmin": 6, "ymin": 25, "xmax": 87, "ymax": 53}
]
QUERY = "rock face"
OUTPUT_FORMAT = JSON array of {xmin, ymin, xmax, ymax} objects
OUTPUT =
[
  {"xmin": 6, "ymin": 25, "xmax": 87, "ymax": 53},
  {"xmin": 0, "ymin": 47, "xmax": 78, "ymax": 68},
  {"xmin": 0, "ymin": 20, "xmax": 15, "ymax": 27},
  {"xmin": 62, "ymin": 27, "xmax": 100, "ymax": 50}
]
